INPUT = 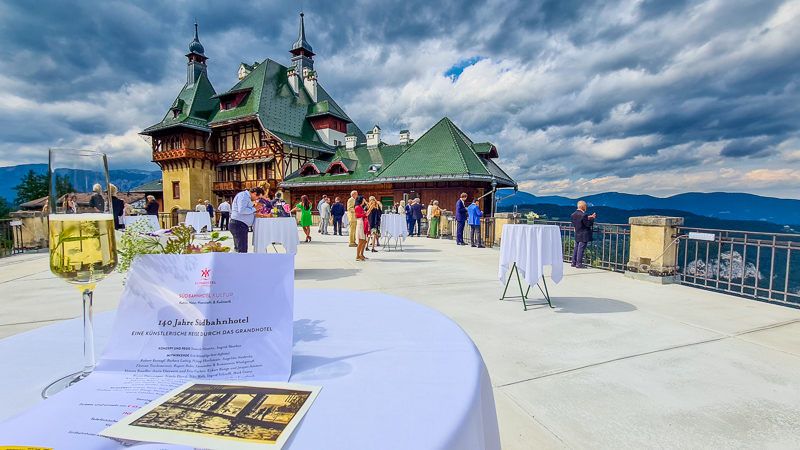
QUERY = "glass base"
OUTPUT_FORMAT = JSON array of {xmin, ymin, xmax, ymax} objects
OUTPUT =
[{"xmin": 41, "ymin": 370, "xmax": 89, "ymax": 399}]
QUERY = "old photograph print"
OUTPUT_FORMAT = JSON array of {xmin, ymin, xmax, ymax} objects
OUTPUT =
[{"xmin": 130, "ymin": 383, "xmax": 312, "ymax": 443}]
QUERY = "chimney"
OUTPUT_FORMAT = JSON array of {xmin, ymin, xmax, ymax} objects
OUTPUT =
[
  {"xmin": 287, "ymin": 67, "xmax": 300, "ymax": 95},
  {"xmin": 303, "ymin": 67, "xmax": 318, "ymax": 102},
  {"xmin": 399, "ymin": 130, "xmax": 410, "ymax": 145},
  {"xmin": 366, "ymin": 125, "xmax": 381, "ymax": 149},
  {"xmin": 345, "ymin": 134, "xmax": 357, "ymax": 151}
]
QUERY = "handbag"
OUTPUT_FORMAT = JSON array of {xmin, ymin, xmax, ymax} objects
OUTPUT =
[{"xmin": 434, "ymin": 208, "xmax": 441, "ymax": 217}]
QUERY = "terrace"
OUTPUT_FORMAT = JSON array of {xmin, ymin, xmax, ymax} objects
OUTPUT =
[{"xmin": 1, "ymin": 228, "xmax": 800, "ymax": 448}]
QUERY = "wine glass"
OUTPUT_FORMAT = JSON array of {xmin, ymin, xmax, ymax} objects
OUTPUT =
[{"xmin": 42, "ymin": 148, "xmax": 118, "ymax": 398}]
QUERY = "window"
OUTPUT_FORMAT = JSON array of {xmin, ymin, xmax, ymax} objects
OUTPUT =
[
  {"xmin": 172, "ymin": 181, "xmax": 180, "ymax": 199},
  {"xmin": 233, "ymin": 134, "xmax": 240, "ymax": 151},
  {"xmin": 256, "ymin": 163, "xmax": 263, "ymax": 180}
]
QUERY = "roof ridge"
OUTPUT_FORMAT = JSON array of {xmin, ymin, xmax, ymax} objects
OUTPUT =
[{"xmin": 444, "ymin": 118, "xmax": 470, "ymax": 173}]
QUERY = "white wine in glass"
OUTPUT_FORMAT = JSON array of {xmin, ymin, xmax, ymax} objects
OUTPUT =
[{"xmin": 43, "ymin": 149, "xmax": 118, "ymax": 398}]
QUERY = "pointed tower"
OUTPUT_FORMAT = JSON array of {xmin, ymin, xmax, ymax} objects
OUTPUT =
[
  {"xmin": 289, "ymin": 13, "xmax": 315, "ymax": 75},
  {"xmin": 186, "ymin": 23, "xmax": 208, "ymax": 87}
]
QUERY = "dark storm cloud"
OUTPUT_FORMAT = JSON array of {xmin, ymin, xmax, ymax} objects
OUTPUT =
[{"xmin": 0, "ymin": 0, "xmax": 798, "ymax": 192}]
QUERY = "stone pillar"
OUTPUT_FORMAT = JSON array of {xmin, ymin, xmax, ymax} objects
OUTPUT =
[
  {"xmin": 493, "ymin": 212, "xmax": 520, "ymax": 247},
  {"xmin": 625, "ymin": 215, "xmax": 684, "ymax": 284}
]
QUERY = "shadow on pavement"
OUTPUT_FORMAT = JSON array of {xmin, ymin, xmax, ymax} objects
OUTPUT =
[{"xmin": 295, "ymin": 268, "xmax": 361, "ymax": 281}]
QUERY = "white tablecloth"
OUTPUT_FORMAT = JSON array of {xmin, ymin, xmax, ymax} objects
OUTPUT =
[
  {"xmin": 0, "ymin": 290, "xmax": 500, "ymax": 450},
  {"xmin": 120, "ymin": 215, "xmax": 160, "ymax": 230},
  {"xmin": 184, "ymin": 211, "xmax": 212, "ymax": 232},
  {"xmin": 252, "ymin": 217, "xmax": 300, "ymax": 254},
  {"xmin": 381, "ymin": 214, "xmax": 408, "ymax": 241},
  {"xmin": 499, "ymin": 224, "xmax": 564, "ymax": 286}
]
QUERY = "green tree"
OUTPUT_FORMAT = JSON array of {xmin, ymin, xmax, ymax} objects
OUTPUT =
[
  {"xmin": 0, "ymin": 196, "xmax": 11, "ymax": 219},
  {"xmin": 13, "ymin": 170, "xmax": 48, "ymax": 205},
  {"xmin": 54, "ymin": 173, "xmax": 74, "ymax": 198}
]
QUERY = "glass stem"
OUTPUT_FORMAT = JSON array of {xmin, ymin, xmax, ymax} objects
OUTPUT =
[{"xmin": 82, "ymin": 288, "xmax": 95, "ymax": 377}]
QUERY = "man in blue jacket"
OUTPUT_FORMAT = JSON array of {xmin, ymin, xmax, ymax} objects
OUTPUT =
[
  {"xmin": 330, "ymin": 197, "xmax": 345, "ymax": 236},
  {"xmin": 570, "ymin": 201, "xmax": 595, "ymax": 268},
  {"xmin": 455, "ymin": 193, "xmax": 468, "ymax": 245},
  {"xmin": 467, "ymin": 199, "xmax": 484, "ymax": 248},
  {"xmin": 409, "ymin": 198, "xmax": 424, "ymax": 236}
]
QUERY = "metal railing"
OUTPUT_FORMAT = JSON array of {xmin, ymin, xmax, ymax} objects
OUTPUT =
[
  {"xmin": 444, "ymin": 216, "xmax": 496, "ymax": 247},
  {"xmin": 0, "ymin": 219, "xmax": 24, "ymax": 258},
  {"xmin": 677, "ymin": 227, "xmax": 800, "ymax": 306},
  {"xmin": 531, "ymin": 220, "xmax": 631, "ymax": 272}
]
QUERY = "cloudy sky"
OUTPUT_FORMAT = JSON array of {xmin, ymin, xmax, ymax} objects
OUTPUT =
[{"xmin": 1, "ymin": 0, "xmax": 799, "ymax": 199}]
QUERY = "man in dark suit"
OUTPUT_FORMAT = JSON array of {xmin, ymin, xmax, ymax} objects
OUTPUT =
[
  {"xmin": 571, "ymin": 201, "xmax": 595, "ymax": 268},
  {"xmin": 455, "ymin": 193, "xmax": 468, "ymax": 245},
  {"xmin": 409, "ymin": 198, "xmax": 424, "ymax": 236}
]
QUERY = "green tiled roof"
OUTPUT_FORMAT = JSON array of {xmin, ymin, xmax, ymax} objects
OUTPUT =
[
  {"xmin": 281, "ymin": 117, "xmax": 516, "ymax": 188},
  {"xmin": 130, "ymin": 179, "xmax": 163, "ymax": 193},
  {"xmin": 142, "ymin": 72, "xmax": 218, "ymax": 134},
  {"xmin": 208, "ymin": 59, "xmax": 363, "ymax": 153},
  {"xmin": 473, "ymin": 142, "xmax": 493, "ymax": 154},
  {"xmin": 379, "ymin": 117, "xmax": 490, "ymax": 178},
  {"xmin": 282, "ymin": 144, "xmax": 406, "ymax": 186}
]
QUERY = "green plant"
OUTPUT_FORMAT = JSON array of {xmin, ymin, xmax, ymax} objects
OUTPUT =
[{"xmin": 118, "ymin": 223, "xmax": 231, "ymax": 275}]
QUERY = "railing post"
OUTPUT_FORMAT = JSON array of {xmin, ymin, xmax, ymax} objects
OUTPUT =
[{"xmin": 625, "ymin": 215, "xmax": 684, "ymax": 284}]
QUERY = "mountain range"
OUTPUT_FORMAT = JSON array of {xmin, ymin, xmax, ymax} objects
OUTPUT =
[
  {"xmin": 1, "ymin": 164, "xmax": 161, "ymax": 203},
  {"xmin": 497, "ymin": 189, "xmax": 800, "ymax": 226}
]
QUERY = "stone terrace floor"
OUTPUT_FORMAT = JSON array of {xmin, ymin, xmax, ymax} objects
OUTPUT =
[{"xmin": 2, "ymin": 229, "xmax": 800, "ymax": 448}]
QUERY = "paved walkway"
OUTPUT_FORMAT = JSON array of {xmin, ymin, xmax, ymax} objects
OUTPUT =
[{"xmin": 2, "ymin": 229, "xmax": 800, "ymax": 448}]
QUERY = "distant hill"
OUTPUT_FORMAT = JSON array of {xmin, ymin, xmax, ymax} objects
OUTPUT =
[
  {"xmin": 499, "ymin": 203, "xmax": 798, "ymax": 234},
  {"xmin": 498, "ymin": 190, "xmax": 800, "ymax": 226},
  {"xmin": 0, "ymin": 163, "xmax": 161, "ymax": 205}
]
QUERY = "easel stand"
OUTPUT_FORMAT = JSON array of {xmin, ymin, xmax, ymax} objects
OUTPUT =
[
  {"xmin": 382, "ymin": 235, "xmax": 403, "ymax": 251},
  {"xmin": 500, "ymin": 262, "xmax": 554, "ymax": 311}
]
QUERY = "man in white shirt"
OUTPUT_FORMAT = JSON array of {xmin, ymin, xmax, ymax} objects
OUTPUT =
[
  {"xmin": 229, "ymin": 187, "xmax": 264, "ymax": 253},
  {"xmin": 217, "ymin": 199, "xmax": 231, "ymax": 230}
]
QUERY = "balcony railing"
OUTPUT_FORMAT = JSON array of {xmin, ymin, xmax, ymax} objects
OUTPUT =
[
  {"xmin": 676, "ymin": 226, "xmax": 800, "ymax": 306},
  {"xmin": 0, "ymin": 219, "xmax": 24, "ymax": 258},
  {"xmin": 532, "ymin": 219, "xmax": 631, "ymax": 272}
]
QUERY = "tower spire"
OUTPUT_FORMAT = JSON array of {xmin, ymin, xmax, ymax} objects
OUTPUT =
[
  {"xmin": 289, "ymin": 12, "xmax": 315, "ymax": 74},
  {"xmin": 186, "ymin": 22, "xmax": 208, "ymax": 86}
]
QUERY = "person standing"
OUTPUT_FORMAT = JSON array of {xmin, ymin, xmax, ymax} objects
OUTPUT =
[
  {"xmin": 66, "ymin": 194, "xmax": 78, "ymax": 214},
  {"xmin": 317, "ymin": 195, "xmax": 328, "ymax": 234},
  {"xmin": 109, "ymin": 184, "xmax": 125, "ymax": 230},
  {"xmin": 319, "ymin": 197, "xmax": 332, "ymax": 235},
  {"xmin": 409, "ymin": 198, "xmax": 423, "ymax": 236},
  {"xmin": 145, "ymin": 195, "xmax": 160, "ymax": 216},
  {"xmin": 354, "ymin": 195, "xmax": 368, "ymax": 261},
  {"xmin": 291, "ymin": 195, "xmax": 313, "ymax": 242},
  {"xmin": 468, "ymin": 199, "xmax": 484, "ymax": 248},
  {"xmin": 331, "ymin": 197, "xmax": 345, "ymax": 235},
  {"xmin": 455, "ymin": 193, "xmax": 468, "ymax": 245},
  {"xmin": 403, "ymin": 200, "xmax": 412, "ymax": 234},
  {"xmin": 89, "ymin": 184, "xmax": 105, "ymax": 212},
  {"xmin": 425, "ymin": 200, "xmax": 433, "ymax": 237},
  {"xmin": 367, "ymin": 197, "xmax": 382, "ymax": 252},
  {"xmin": 195, "ymin": 199, "xmax": 206, "ymax": 212},
  {"xmin": 428, "ymin": 200, "xmax": 443, "ymax": 238},
  {"xmin": 217, "ymin": 198, "xmax": 231, "ymax": 230},
  {"xmin": 230, "ymin": 187, "xmax": 264, "ymax": 253},
  {"xmin": 571, "ymin": 201, "xmax": 596, "ymax": 268},
  {"xmin": 347, "ymin": 190, "xmax": 358, "ymax": 247},
  {"xmin": 205, "ymin": 200, "xmax": 214, "ymax": 230}
]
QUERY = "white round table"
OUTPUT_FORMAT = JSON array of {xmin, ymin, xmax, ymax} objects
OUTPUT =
[
  {"xmin": 0, "ymin": 290, "xmax": 500, "ymax": 449},
  {"xmin": 381, "ymin": 214, "xmax": 408, "ymax": 242},
  {"xmin": 184, "ymin": 211, "xmax": 212, "ymax": 232},
  {"xmin": 252, "ymin": 217, "xmax": 300, "ymax": 254},
  {"xmin": 120, "ymin": 215, "xmax": 160, "ymax": 230},
  {"xmin": 499, "ymin": 224, "xmax": 564, "ymax": 286}
]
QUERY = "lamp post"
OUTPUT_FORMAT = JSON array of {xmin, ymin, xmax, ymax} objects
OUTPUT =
[{"xmin": 491, "ymin": 177, "xmax": 497, "ymax": 218}]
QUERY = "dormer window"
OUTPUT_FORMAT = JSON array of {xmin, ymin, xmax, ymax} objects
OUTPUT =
[
  {"xmin": 299, "ymin": 162, "xmax": 320, "ymax": 176},
  {"xmin": 328, "ymin": 164, "xmax": 346, "ymax": 175},
  {"xmin": 368, "ymin": 164, "xmax": 382, "ymax": 172}
]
